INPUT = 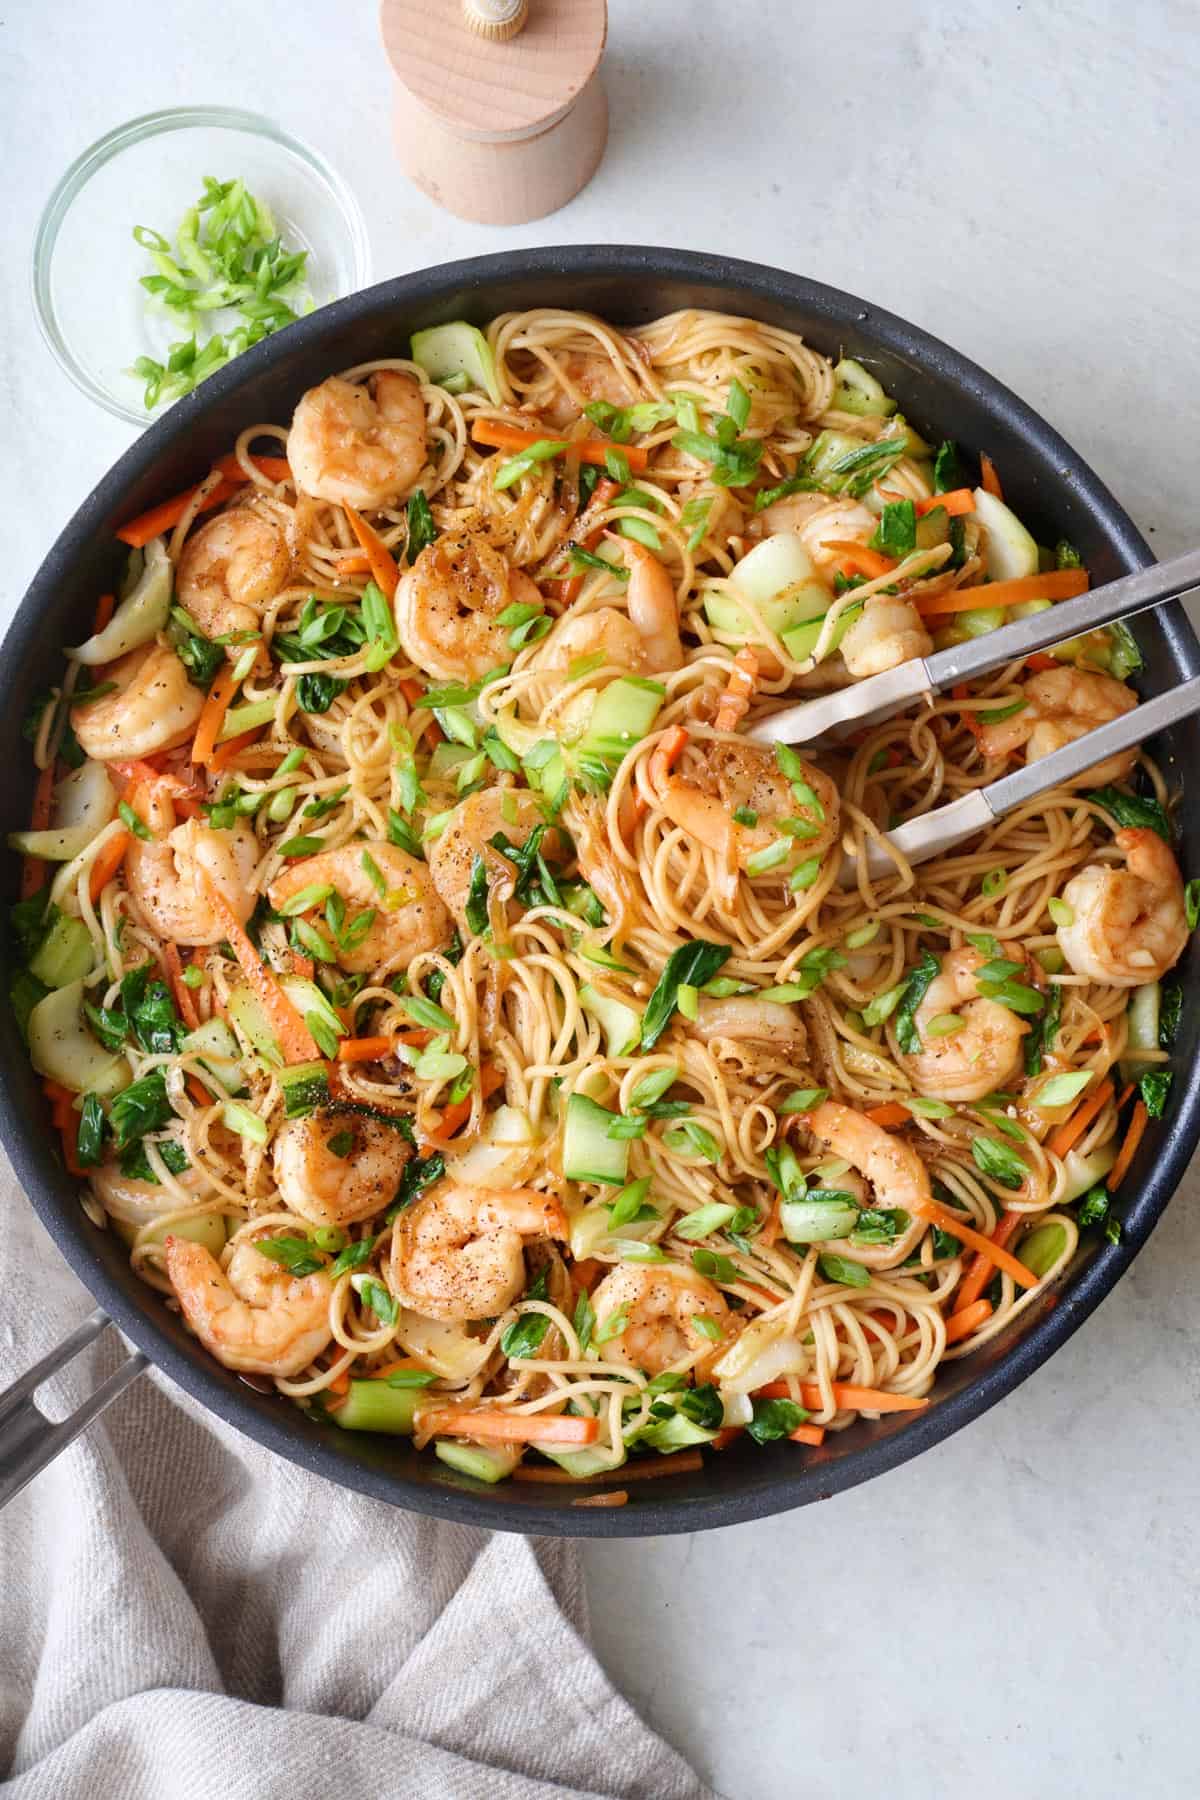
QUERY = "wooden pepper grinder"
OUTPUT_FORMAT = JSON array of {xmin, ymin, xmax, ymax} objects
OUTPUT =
[{"xmin": 379, "ymin": 0, "xmax": 608, "ymax": 225}]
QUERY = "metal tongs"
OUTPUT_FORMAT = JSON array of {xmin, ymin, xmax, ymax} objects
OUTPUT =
[{"xmin": 748, "ymin": 546, "xmax": 1200, "ymax": 880}]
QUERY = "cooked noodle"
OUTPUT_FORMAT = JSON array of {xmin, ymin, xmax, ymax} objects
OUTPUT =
[{"xmin": 17, "ymin": 307, "xmax": 1184, "ymax": 1483}]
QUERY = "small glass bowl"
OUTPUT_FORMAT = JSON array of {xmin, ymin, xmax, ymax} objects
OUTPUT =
[{"xmin": 32, "ymin": 106, "xmax": 371, "ymax": 426}]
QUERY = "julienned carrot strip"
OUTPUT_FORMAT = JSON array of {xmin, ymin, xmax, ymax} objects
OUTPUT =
[
  {"xmin": 88, "ymin": 829, "xmax": 130, "ymax": 905},
  {"xmin": 471, "ymin": 418, "xmax": 649, "ymax": 473},
  {"xmin": 44, "ymin": 1082, "xmax": 84, "ymax": 1176},
  {"xmin": 191, "ymin": 666, "xmax": 239, "ymax": 768},
  {"xmin": 754, "ymin": 1380, "xmax": 929, "ymax": 1414},
  {"xmin": 914, "ymin": 1197, "xmax": 1038, "ymax": 1291},
  {"xmin": 201, "ymin": 875, "xmax": 320, "ymax": 1065},
  {"xmin": 427, "ymin": 1407, "xmax": 599, "ymax": 1446},
  {"xmin": 710, "ymin": 1427, "xmax": 744, "ymax": 1452},
  {"xmin": 914, "ymin": 567, "xmax": 1089, "ymax": 617},
  {"xmin": 337, "ymin": 1036, "xmax": 393, "ymax": 1063},
  {"xmin": 865, "ymin": 1101, "xmax": 911, "ymax": 1129},
  {"xmin": 944, "ymin": 1299, "xmax": 993, "ymax": 1344},
  {"xmin": 343, "ymin": 503, "xmax": 401, "ymax": 601},
  {"xmin": 327, "ymin": 1368, "xmax": 351, "ymax": 1397},
  {"xmin": 289, "ymin": 951, "xmax": 315, "ymax": 981},
  {"xmin": 207, "ymin": 728, "xmax": 263, "ymax": 776},
  {"xmin": 115, "ymin": 455, "xmax": 292, "ymax": 548},
  {"xmin": 557, "ymin": 477, "xmax": 622, "ymax": 605},
  {"xmin": 186, "ymin": 1075, "xmax": 214, "ymax": 1108},
  {"xmin": 424, "ymin": 1063, "xmax": 506, "ymax": 1146},
  {"xmin": 21, "ymin": 763, "xmax": 57, "ymax": 898},
  {"xmin": 1108, "ymin": 1099, "xmax": 1149, "ymax": 1191},
  {"xmin": 979, "ymin": 453, "xmax": 1003, "ymax": 499},
  {"xmin": 823, "ymin": 541, "xmax": 896, "ymax": 581},
  {"xmin": 1048, "ymin": 1077, "xmax": 1115, "ymax": 1159},
  {"xmin": 572, "ymin": 1490, "xmax": 628, "ymax": 1508},
  {"xmin": 334, "ymin": 553, "xmax": 371, "ymax": 578},
  {"xmin": 363, "ymin": 1359, "xmax": 430, "ymax": 1381},
  {"xmin": 953, "ymin": 1210, "xmax": 1022, "ymax": 1315},
  {"xmin": 115, "ymin": 476, "xmax": 241, "ymax": 548},
  {"xmin": 714, "ymin": 646, "xmax": 759, "ymax": 733},
  {"xmin": 214, "ymin": 453, "xmax": 292, "ymax": 485},
  {"xmin": 803, "ymin": 1382, "xmax": 927, "ymax": 1414},
  {"xmin": 93, "ymin": 592, "xmax": 115, "ymax": 632},
  {"xmin": 1026, "ymin": 651, "xmax": 1059, "ymax": 673},
  {"xmin": 1115, "ymin": 1081, "xmax": 1135, "ymax": 1110},
  {"xmin": 917, "ymin": 489, "xmax": 975, "ymax": 518},
  {"xmin": 399, "ymin": 679, "xmax": 425, "ymax": 707},
  {"xmin": 649, "ymin": 725, "xmax": 689, "ymax": 790},
  {"xmin": 163, "ymin": 944, "xmax": 200, "ymax": 1031},
  {"xmin": 789, "ymin": 1424, "xmax": 827, "ymax": 1447}
]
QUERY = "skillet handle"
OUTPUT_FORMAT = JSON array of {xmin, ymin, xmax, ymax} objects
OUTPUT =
[{"xmin": 0, "ymin": 1310, "xmax": 147, "ymax": 1512}]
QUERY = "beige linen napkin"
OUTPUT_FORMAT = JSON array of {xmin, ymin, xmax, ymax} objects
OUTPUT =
[{"xmin": 0, "ymin": 1160, "xmax": 714, "ymax": 1800}]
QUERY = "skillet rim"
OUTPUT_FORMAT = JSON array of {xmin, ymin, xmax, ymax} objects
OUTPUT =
[{"xmin": 5, "ymin": 245, "xmax": 1194, "ymax": 1537}]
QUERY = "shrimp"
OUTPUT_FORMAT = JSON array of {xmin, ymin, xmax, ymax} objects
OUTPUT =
[
  {"xmin": 164, "ymin": 1234, "xmax": 333, "ymax": 1377},
  {"xmin": 268, "ymin": 841, "xmax": 450, "ymax": 976},
  {"xmin": 806, "ymin": 1100, "xmax": 929, "ymax": 1270},
  {"xmin": 658, "ymin": 740, "xmax": 839, "ymax": 899},
  {"xmin": 272, "ymin": 1109, "xmax": 414, "ymax": 1228},
  {"xmin": 898, "ymin": 946, "xmax": 1028, "ymax": 1102},
  {"xmin": 589, "ymin": 1263, "xmax": 730, "ymax": 1375},
  {"xmin": 125, "ymin": 787, "xmax": 257, "ymax": 947},
  {"xmin": 91, "ymin": 1162, "xmax": 205, "ymax": 1236},
  {"xmin": 70, "ymin": 643, "xmax": 204, "ymax": 763},
  {"xmin": 622, "ymin": 540, "xmax": 683, "ymax": 673},
  {"xmin": 426, "ymin": 788, "xmax": 564, "ymax": 934},
  {"xmin": 840, "ymin": 596, "xmax": 933, "ymax": 678},
  {"xmin": 541, "ymin": 538, "xmax": 681, "ymax": 675},
  {"xmin": 688, "ymin": 994, "xmax": 808, "ymax": 1059},
  {"xmin": 389, "ymin": 1180, "xmax": 567, "ymax": 1322},
  {"xmin": 753, "ymin": 493, "xmax": 878, "ymax": 568},
  {"xmin": 1057, "ymin": 827, "xmax": 1188, "ymax": 986},
  {"xmin": 394, "ymin": 534, "xmax": 543, "ymax": 682},
  {"xmin": 541, "ymin": 607, "xmax": 646, "ymax": 674},
  {"xmin": 288, "ymin": 371, "xmax": 427, "ymax": 510},
  {"xmin": 176, "ymin": 509, "xmax": 292, "ymax": 644},
  {"xmin": 976, "ymin": 667, "xmax": 1138, "ymax": 786},
  {"xmin": 542, "ymin": 350, "xmax": 639, "ymax": 429}
]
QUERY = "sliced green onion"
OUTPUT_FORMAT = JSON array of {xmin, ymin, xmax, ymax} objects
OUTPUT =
[
  {"xmin": 674, "ymin": 1203, "xmax": 737, "ymax": 1240},
  {"xmin": 789, "ymin": 858, "xmax": 823, "ymax": 891},
  {"xmin": 745, "ymin": 839, "xmax": 793, "ymax": 876},
  {"xmin": 1033, "ymin": 1070, "xmax": 1093, "ymax": 1110},
  {"xmin": 617, "ymin": 517, "xmax": 662, "ymax": 551},
  {"xmin": 493, "ymin": 438, "xmax": 568, "ymax": 490},
  {"xmin": 398, "ymin": 994, "xmax": 455, "ymax": 1033},
  {"xmin": 1047, "ymin": 897, "xmax": 1075, "ymax": 927},
  {"xmin": 862, "ymin": 982, "xmax": 906, "ymax": 1026},
  {"xmin": 222, "ymin": 1101, "xmax": 268, "ymax": 1144},
  {"xmin": 276, "ymin": 882, "xmax": 334, "ymax": 918},
  {"xmin": 777, "ymin": 1088, "xmax": 828, "ymax": 1114}
]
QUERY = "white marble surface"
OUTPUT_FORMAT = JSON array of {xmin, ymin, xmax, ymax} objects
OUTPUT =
[{"xmin": 3, "ymin": 2, "xmax": 1199, "ymax": 1795}]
